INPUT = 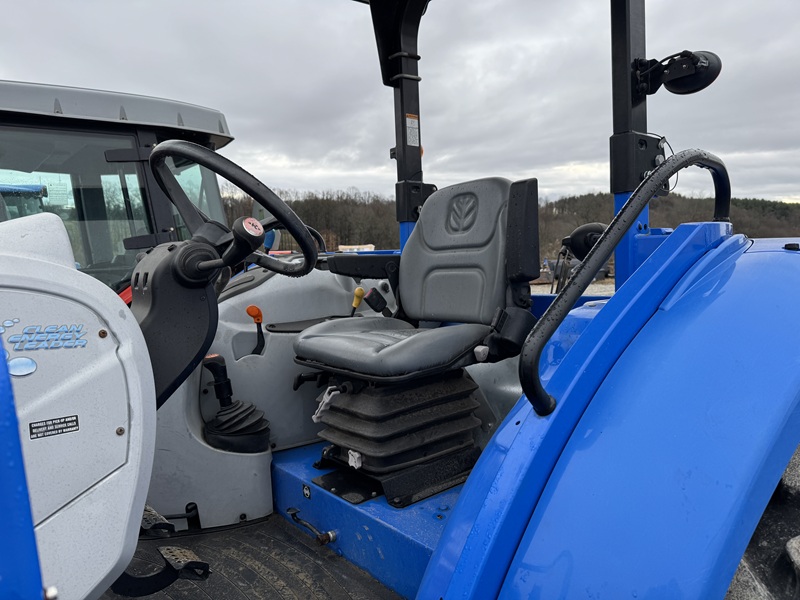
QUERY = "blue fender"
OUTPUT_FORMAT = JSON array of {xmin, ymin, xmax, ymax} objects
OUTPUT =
[
  {"xmin": 422, "ymin": 224, "xmax": 800, "ymax": 597},
  {"xmin": 0, "ymin": 339, "xmax": 42, "ymax": 599},
  {"xmin": 499, "ymin": 235, "xmax": 800, "ymax": 597}
]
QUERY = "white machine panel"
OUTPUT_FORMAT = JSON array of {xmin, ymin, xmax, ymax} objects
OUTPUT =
[
  {"xmin": 0, "ymin": 214, "xmax": 156, "ymax": 600},
  {"xmin": 4, "ymin": 290, "xmax": 129, "ymax": 522}
]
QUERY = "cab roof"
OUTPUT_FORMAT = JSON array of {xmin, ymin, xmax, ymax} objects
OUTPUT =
[{"xmin": 0, "ymin": 80, "xmax": 233, "ymax": 149}]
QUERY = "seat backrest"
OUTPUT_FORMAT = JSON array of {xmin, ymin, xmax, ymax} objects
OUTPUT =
[{"xmin": 399, "ymin": 177, "xmax": 512, "ymax": 325}]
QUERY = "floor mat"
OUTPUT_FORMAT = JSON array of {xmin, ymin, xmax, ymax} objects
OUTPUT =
[{"xmin": 101, "ymin": 515, "xmax": 403, "ymax": 599}]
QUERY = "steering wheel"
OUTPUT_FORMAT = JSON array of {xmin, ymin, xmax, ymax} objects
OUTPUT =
[
  {"xmin": 259, "ymin": 214, "xmax": 328, "ymax": 254},
  {"xmin": 149, "ymin": 140, "xmax": 318, "ymax": 277}
]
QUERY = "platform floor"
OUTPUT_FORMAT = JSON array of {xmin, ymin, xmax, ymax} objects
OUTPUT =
[{"xmin": 101, "ymin": 515, "xmax": 402, "ymax": 600}]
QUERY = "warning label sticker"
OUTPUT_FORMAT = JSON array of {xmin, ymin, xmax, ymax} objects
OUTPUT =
[
  {"xmin": 406, "ymin": 114, "xmax": 420, "ymax": 147},
  {"xmin": 29, "ymin": 415, "xmax": 79, "ymax": 440}
]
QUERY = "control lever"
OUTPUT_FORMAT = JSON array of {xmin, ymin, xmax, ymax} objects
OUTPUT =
[
  {"xmin": 196, "ymin": 217, "xmax": 265, "ymax": 272},
  {"xmin": 246, "ymin": 305, "xmax": 266, "ymax": 355},
  {"xmin": 201, "ymin": 354, "xmax": 271, "ymax": 453},
  {"xmin": 222, "ymin": 217, "xmax": 265, "ymax": 265},
  {"xmin": 350, "ymin": 286, "xmax": 365, "ymax": 317}
]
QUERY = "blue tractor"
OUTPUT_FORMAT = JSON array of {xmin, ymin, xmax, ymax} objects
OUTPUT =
[{"xmin": 1, "ymin": 1, "xmax": 796, "ymax": 598}]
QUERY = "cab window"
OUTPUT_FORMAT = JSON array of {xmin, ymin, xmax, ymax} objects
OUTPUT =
[{"xmin": 0, "ymin": 126, "xmax": 152, "ymax": 291}]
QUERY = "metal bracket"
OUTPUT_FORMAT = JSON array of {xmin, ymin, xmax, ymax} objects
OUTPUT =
[
  {"xmin": 286, "ymin": 508, "xmax": 337, "ymax": 545},
  {"xmin": 140, "ymin": 504, "xmax": 175, "ymax": 538},
  {"xmin": 395, "ymin": 180, "xmax": 436, "ymax": 222},
  {"xmin": 109, "ymin": 546, "xmax": 210, "ymax": 597}
]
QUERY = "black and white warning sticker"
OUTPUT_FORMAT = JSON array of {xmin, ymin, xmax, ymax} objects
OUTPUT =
[
  {"xmin": 406, "ymin": 114, "xmax": 420, "ymax": 147},
  {"xmin": 29, "ymin": 415, "xmax": 79, "ymax": 440}
]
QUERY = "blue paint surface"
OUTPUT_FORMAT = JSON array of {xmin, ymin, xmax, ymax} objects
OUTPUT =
[
  {"xmin": 272, "ymin": 443, "xmax": 459, "ymax": 599},
  {"xmin": 399, "ymin": 221, "xmax": 415, "ymax": 250},
  {"xmin": 612, "ymin": 197, "xmax": 674, "ymax": 290},
  {"xmin": 530, "ymin": 294, "xmax": 609, "ymax": 320},
  {"xmin": 0, "ymin": 339, "xmax": 42, "ymax": 599},
  {"xmin": 636, "ymin": 226, "xmax": 673, "ymax": 267},
  {"xmin": 418, "ymin": 222, "xmax": 732, "ymax": 599},
  {"xmin": 538, "ymin": 299, "xmax": 606, "ymax": 384},
  {"xmin": 499, "ymin": 234, "xmax": 800, "ymax": 597},
  {"xmin": 613, "ymin": 191, "xmax": 647, "ymax": 287}
]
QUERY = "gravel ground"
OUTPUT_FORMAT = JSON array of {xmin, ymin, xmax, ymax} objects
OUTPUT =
[
  {"xmin": 584, "ymin": 279, "xmax": 616, "ymax": 296},
  {"xmin": 531, "ymin": 279, "xmax": 616, "ymax": 297}
]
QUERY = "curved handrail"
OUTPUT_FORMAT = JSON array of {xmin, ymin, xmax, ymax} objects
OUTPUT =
[{"xmin": 519, "ymin": 148, "xmax": 731, "ymax": 415}]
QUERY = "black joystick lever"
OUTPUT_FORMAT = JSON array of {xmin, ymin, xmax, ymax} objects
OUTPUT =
[
  {"xmin": 194, "ymin": 216, "xmax": 265, "ymax": 274},
  {"xmin": 171, "ymin": 217, "xmax": 266, "ymax": 286},
  {"xmin": 221, "ymin": 216, "xmax": 265, "ymax": 266},
  {"xmin": 202, "ymin": 354, "xmax": 271, "ymax": 453}
]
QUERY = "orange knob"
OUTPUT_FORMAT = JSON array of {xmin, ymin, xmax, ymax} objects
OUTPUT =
[{"xmin": 246, "ymin": 305, "xmax": 263, "ymax": 324}]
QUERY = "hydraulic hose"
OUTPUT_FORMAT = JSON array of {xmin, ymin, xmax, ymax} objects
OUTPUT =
[{"xmin": 519, "ymin": 148, "xmax": 731, "ymax": 416}]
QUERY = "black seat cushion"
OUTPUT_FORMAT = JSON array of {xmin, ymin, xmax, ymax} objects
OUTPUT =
[{"xmin": 294, "ymin": 316, "xmax": 491, "ymax": 381}]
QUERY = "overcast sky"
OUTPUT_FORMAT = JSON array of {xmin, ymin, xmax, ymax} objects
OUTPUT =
[{"xmin": 1, "ymin": 0, "xmax": 799, "ymax": 202}]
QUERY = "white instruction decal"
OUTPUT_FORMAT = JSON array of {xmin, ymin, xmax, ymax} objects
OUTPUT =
[
  {"xmin": 406, "ymin": 114, "xmax": 420, "ymax": 147},
  {"xmin": 29, "ymin": 415, "xmax": 79, "ymax": 440}
]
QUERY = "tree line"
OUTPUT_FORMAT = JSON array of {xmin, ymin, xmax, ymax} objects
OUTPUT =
[
  {"xmin": 222, "ymin": 184, "xmax": 800, "ymax": 259},
  {"xmin": 222, "ymin": 184, "xmax": 398, "ymax": 251}
]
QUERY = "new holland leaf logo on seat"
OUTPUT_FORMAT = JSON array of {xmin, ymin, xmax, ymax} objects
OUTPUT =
[{"xmin": 447, "ymin": 194, "xmax": 478, "ymax": 234}]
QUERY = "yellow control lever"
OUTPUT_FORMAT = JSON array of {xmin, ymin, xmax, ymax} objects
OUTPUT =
[{"xmin": 350, "ymin": 287, "xmax": 365, "ymax": 316}]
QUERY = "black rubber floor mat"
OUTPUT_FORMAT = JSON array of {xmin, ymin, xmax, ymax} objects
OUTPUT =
[{"xmin": 102, "ymin": 515, "xmax": 403, "ymax": 599}]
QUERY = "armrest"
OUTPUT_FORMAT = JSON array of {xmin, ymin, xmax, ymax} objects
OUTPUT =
[{"xmin": 326, "ymin": 253, "xmax": 402, "ymax": 314}]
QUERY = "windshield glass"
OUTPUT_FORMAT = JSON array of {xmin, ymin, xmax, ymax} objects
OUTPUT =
[
  {"xmin": 165, "ymin": 158, "xmax": 227, "ymax": 240},
  {"xmin": 0, "ymin": 126, "xmax": 151, "ymax": 291}
]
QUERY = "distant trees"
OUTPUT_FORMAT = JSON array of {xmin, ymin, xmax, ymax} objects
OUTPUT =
[
  {"xmin": 221, "ymin": 184, "xmax": 800, "ymax": 258},
  {"xmin": 538, "ymin": 193, "xmax": 614, "ymax": 259},
  {"xmin": 280, "ymin": 188, "xmax": 399, "ymax": 251},
  {"xmin": 221, "ymin": 182, "xmax": 254, "ymax": 228},
  {"xmin": 220, "ymin": 183, "xmax": 398, "ymax": 251},
  {"xmin": 651, "ymin": 193, "xmax": 800, "ymax": 239},
  {"xmin": 539, "ymin": 192, "xmax": 800, "ymax": 259}
]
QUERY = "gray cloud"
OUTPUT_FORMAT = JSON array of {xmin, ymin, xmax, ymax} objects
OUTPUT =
[{"xmin": 1, "ymin": 0, "xmax": 798, "ymax": 201}]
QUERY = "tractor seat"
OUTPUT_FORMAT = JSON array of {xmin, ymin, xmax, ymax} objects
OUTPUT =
[
  {"xmin": 294, "ymin": 316, "xmax": 492, "ymax": 381},
  {"xmin": 294, "ymin": 177, "xmax": 540, "ymax": 383}
]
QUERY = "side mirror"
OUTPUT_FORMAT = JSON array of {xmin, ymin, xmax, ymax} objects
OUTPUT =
[
  {"xmin": 636, "ymin": 50, "xmax": 722, "ymax": 97},
  {"xmin": 664, "ymin": 51, "xmax": 722, "ymax": 94}
]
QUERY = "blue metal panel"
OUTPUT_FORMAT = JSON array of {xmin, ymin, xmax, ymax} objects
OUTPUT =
[
  {"xmin": 272, "ymin": 443, "xmax": 459, "ymax": 599},
  {"xmin": 399, "ymin": 221, "xmax": 415, "ymax": 250},
  {"xmin": 499, "ymin": 236, "xmax": 800, "ymax": 598},
  {"xmin": 613, "ymin": 191, "xmax": 647, "ymax": 287},
  {"xmin": 417, "ymin": 222, "xmax": 732, "ymax": 599},
  {"xmin": 0, "ymin": 339, "xmax": 42, "ymax": 599},
  {"xmin": 530, "ymin": 294, "xmax": 609, "ymax": 320},
  {"xmin": 635, "ymin": 227, "xmax": 672, "ymax": 266},
  {"xmin": 538, "ymin": 300, "xmax": 606, "ymax": 384},
  {"xmin": 614, "ymin": 189, "xmax": 675, "ymax": 290},
  {"xmin": 263, "ymin": 229, "xmax": 277, "ymax": 251}
]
